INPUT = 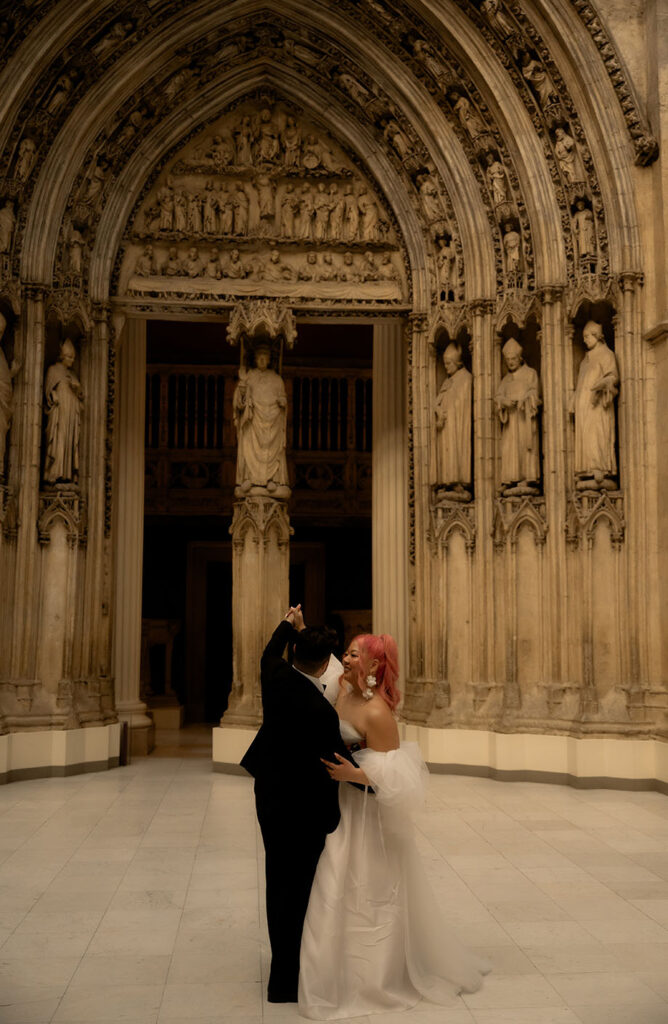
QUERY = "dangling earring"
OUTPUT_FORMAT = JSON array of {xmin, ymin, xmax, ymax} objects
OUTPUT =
[{"xmin": 363, "ymin": 674, "xmax": 377, "ymax": 700}]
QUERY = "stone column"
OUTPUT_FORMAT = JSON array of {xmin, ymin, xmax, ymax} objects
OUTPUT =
[
  {"xmin": 112, "ymin": 318, "xmax": 153, "ymax": 754},
  {"xmin": 372, "ymin": 319, "xmax": 408, "ymax": 683},
  {"xmin": 224, "ymin": 496, "xmax": 291, "ymax": 726}
]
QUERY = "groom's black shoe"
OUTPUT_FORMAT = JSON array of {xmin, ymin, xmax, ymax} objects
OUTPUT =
[{"xmin": 267, "ymin": 988, "xmax": 298, "ymax": 1003}]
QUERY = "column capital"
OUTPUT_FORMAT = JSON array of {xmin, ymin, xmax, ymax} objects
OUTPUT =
[
  {"xmin": 469, "ymin": 298, "xmax": 495, "ymax": 318},
  {"xmin": 539, "ymin": 285, "xmax": 566, "ymax": 305},
  {"xmin": 618, "ymin": 270, "xmax": 644, "ymax": 293}
]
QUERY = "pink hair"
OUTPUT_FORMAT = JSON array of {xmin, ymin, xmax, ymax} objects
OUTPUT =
[{"xmin": 348, "ymin": 633, "xmax": 401, "ymax": 711}]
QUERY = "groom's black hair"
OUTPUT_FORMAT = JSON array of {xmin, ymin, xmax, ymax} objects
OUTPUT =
[{"xmin": 294, "ymin": 626, "xmax": 337, "ymax": 673}]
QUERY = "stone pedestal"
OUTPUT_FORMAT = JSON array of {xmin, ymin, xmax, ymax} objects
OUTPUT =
[
  {"xmin": 372, "ymin": 320, "xmax": 408, "ymax": 682},
  {"xmin": 112, "ymin": 319, "xmax": 154, "ymax": 755},
  {"xmin": 223, "ymin": 496, "xmax": 291, "ymax": 726}
]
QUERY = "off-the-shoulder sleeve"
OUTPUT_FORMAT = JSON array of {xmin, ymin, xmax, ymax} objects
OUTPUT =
[{"xmin": 354, "ymin": 742, "xmax": 428, "ymax": 814}]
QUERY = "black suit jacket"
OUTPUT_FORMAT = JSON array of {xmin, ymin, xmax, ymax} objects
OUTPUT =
[{"xmin": 241, "ymin": 620, "xmax": 352, "ymax": 835}]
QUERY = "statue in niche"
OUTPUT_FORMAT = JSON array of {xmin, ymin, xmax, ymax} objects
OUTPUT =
[
  {"xmin": 161, "ymin": 247, "xmax": 182, "ymax": 276},
  {"xmin": 343, "ymin": 185, "xmax": 359, "ymax": 242},
  {"xmin": 46, "ymin": 73, "xmax": 74, "ymax": 116},
  {"xmin": 383, "ymin": 119, "xmax": 411, "ymax": 161},
  {"xmin": 554, "ymin": 127, "xmax": 586, "ymax": 185},
  {"xmin": 494, "ymin": 338, "xmax": 541, "ymax": 495},
  {"xmin": 92, "ymin": 20, "xmax": 132, "ymax": 59},
  {"xmin": 573, "ymin": 199, "xmax": 596, "ymax": 261},
  {"xmin": 328, "ymin": 184, "xmax": 345, "ymax": 240},
  {"xmin": 502, "ymin": 221, "xmax": 521, "ymax": 273},
  {"xmin": 436, "ymin": 236, "xmax": 458, "ymax": 301},
  {"xmin": 174, "ymin": 188, "xmax": 188, "ymax": 233},
  {"xmin": 257, "ymin": 107, "xmax": 280, "ymax": 163},
  {"xmin": 281, "ymin": 116, "xmax": 302, "ymax": 168},
  {"xmin": 450, "ymin": 94, "xmax": 487, "ymax": 141},
  {"xmin": 67, "ymin": 228, "xmax": 85, "ymax": 275},
  {"xmin": 182, "ymin": 246, "xmax": 204, "ymax": 277},
  {"xmin": 280, "ymin": 184, "xmax": 299, "ymax": 237},
  {"xmin": 205, "ymin": 247, "xmax": 221, "ymax": 279},
  {"xmin": 233, "ymin": 184, "xmax": 249, "ymax": 235},
  {"xmin": 485, "ymin": 154, "xmax": 509, "ymax": 205},
  {"xmin": 203, "ymin": 180, "xmax": 218, "ymax": 235},
  {"xmin": 480, "ymin": 0, "xmax": 515, "ymax": 39},
  {"xmin": 234, "ymin": 116, "xmax": 254, "ymax": 166},
  {"xmin": 341, "ymin": 251, "xmax": 360, "ymax": 282},
  {"xmin": 115, "ymin": 110, "xmax": 144, "ymax": 150},
  {"xmin": 0, "ymin": 312, "xmax": 20, "ymax": 476},
  {"xmin": 43, "ymin": 338, "xmax": 83, "ymax": 486},
  {"xmin": 0, "ymin": 200, "xmax": 15, "ymax": 253},
  {"xmin": 218, "ymin": 183, "xmax": 235, "ymax": 235},
  {"xmin": 80, "ymin": 160, "xmax": 106, "ymax": 219},
  {"xmin": 337, "ymin": 71, "xmax": 370, "ymax": 106},
  {"xmin": 412, "ymin": 38, "xmax": 449, "ymax": 87},
  {"xmin": 187, "ymin": 191, "xmax": 203, "ymax": 234},
  {"xmin": 157, "ymin": 178, "xmax": 175, "ymax": 231},
  {"xmin": 521, "ymin": 54, "xmax": 559, "ymax": 110},
  {"xmin": 256, "ymin": 176, "xmax": 276, "ymax": 237},
  {"xmin": 434, "ymin": 343, "xmax": 472, "ymax": 500},
  {"xmin": 16, "ymin": 137, "xmax": 37, "ymax": 181},
  {"xmin": 134, "ymin": 244, "xmax": 157, "ymax": 277},
  {"xmin": 261, "ymin": 249, "xmax": 297, "ymax": 283},
  {"xmin": 233, "ymin": 342, "xmax": 289, "ymax": 496},
  {"xmin": 359, "ymin": 190, "xmax": 383, "ymax": 242},
  {"xmin": 313, "ymin": 182, "xmax": 331, "ymax": 243},
  {"xmin": 209, "ymin": 131, "xmax": 235, "ymax": 170},
  {"xmin": 223, "ymin": 248, "xmax": 248, "ymax": 279},
  {"xmin": 570, "ymin": 320, "xmax": 619, "ymax": 490},
  {"xmin": 163, "ymin": 68, "xmax": 194, "ymax": 107},
  {"xmin": 296, "ymin": 183, "xmax": 314, "ymax": 240},
  {"xmin": 418, "ymin": 174, "xmax": 445, "ymax": 225}
]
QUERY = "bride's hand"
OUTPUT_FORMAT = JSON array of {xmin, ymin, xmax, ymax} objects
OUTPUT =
[{"xmin": 321, "ymin": 753, "xmax": 368, "ymax": 785}]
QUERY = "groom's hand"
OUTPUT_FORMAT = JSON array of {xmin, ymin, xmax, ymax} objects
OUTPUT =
[{"xmin": 321, "ymin": 753, "xmax": 368, "ymax": 786}]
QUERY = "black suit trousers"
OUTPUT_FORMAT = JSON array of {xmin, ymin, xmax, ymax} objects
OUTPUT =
[{"xmin": 255, "ymin": 788, "xmax": 327, "ymax": 1000}]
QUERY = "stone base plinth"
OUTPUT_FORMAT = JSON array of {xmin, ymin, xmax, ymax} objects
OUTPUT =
[
  {"xmin": 212, "ymin": 723, "xmax": 668, "ymax": 793},
  {"xmin": 150, "ymin": 702, "xmax": 184, "ymax": 730},
  {"xmin": 0, "ymin": 724, "xmax": 121, "ymax": 784}
]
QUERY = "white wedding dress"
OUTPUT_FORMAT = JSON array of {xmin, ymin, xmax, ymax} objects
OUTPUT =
[{"xmin": 298, "ymin": 720, "xmax": 490, "ymax": 1019}]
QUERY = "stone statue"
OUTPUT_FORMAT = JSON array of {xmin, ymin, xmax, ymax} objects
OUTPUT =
[
  {"xmin": 187, "ymin": 191, "xmax": 203, "ymax": 235},
  {"xmin": 257, "ymin": 107, "xmax": 280, "ymax": 163},
  {"xmin": 318, "ymin": 252, "xmax": 337, "ymax": 281},
  {"xmin": 209, "ymin": 131, "xmax": 235, "ymax": 170},
  {"xmin": 328, "ymin": 184, "xmax": 345, "ymax": 240},
  {"xmin": 296, "ymin": 184, "xmax": 314, "ymax": 240},
  {"xmin": 343, "ymin": 185, "xmax": 359, "ymax": 242},
  {"xmin": 46, "ymin": 73, "xmax": 74, "ymax": 116},
  {"xmin": 521, "ymin": 55, "xmax": 559, "ymax": 110},
  {"xmin": 280, "ymin": 184, "xmax": 299, "ymax": 237},
  {"xmin": 573, "ymin": 199, "xmax": 596, "ymax": 260},
  {"xmin": 451, "ymin": 94, "xmax": 487, "ymax": 140},
  {"xmin": 337, "ymin": 71, "xmax": 370, "ymax": 106},
  {"xmin": 298, "ymin": 251, "xmax": 318, "ymax": 280},
  {"xmin": 340, "ymin": 251, "xmax": 360, "ymax": 282},
  {"xmin": 313, "ymin": 183, "xmax": 331, "ymax": 243},
  {"xmin": 92, "ymin": 20, "xmax": 131, "ymax": 58},
  {"xmin": 67, "ymin": 228, "xmax": 85, "ymax": 275},
  {"xmin": 434, "ymin": 343, "xmax": 472, "ymax": 498},
  {"xmin": 383, "ymin": 119, "xmax": 411, "ymax": 161},
  {"xmin": 223, "ymin": 248, "xmax": 248, "ymax": 279},
  {"xmin": 554, "ymin": 127, "xmax": 586, "ymax": 184},
  {"xmin": 217, "ymin": 183, "xmax": 235, "ymax": 235},
  {"xmin": 436, "ymin": 236, "xmax": 458, "ymax": 300},
  {"xmin": 261, "ymin": 249, "xmax": 297, "ymax": 283},
  {"xmin": 418, "ymin": 174, "xmax": 445, "ymax": 225},
  {"xmin": 503, "ymin": 222, "xmax": 521, "ymax": 273},
  {"xmin": 378, "ymin": 251, "xmax": 399, "ymax": 281},
  {"xmin": 205, "ymin": 247, "xmax": 221, "ymax": 279},
  {"xmin": 203, "ymin": 180, "xmax": 218, "ymax": 235},
  {"xmin": 361, "ymin": 251, "xmax": 379, "ymax": 281},
  {"xmin": 161, "ymin": 247, "xmax": 182, "ymax": 276},
  {"xmin": 486, "ymin": 154, "xmax": 509, "ymax": 205},
  {"xmin": 412, "ymin": 39, "xmax": 449, "ymax": 86},
  {"xmin": 0, "ymin": 200, "xmax": 15, "ymax": 253},
  {"xmin": 182, "ymin": 246, "xmax": 204, "ymax": 277},
  {"xmin": 281, "ymin": 116, "xmax": 302, "ymax": 167},
  {"xmin": 174, "ymin": 188, "xmax": 188, "ymax": 233},
  {"xmin": 234, "ymin": 116, "xmax": 254, "ymax": 166},
  {"xmin": 256, "ymin": 176, "xmax": 276, "ymax": 237},
  {"xmin": 233, "ymin": 344, "xmax": 289, "ymax": 496},
  {"xmin": 359, "ymin": 190, "xmax": 382, "ymax": 242},
  {"xmin": 495, "ymin": 338, "xmax": 541, "ymax": 494},
  {"xmin": 43, "ymin": 338, "xmax": 83, "ymax": 485},
  {"xmin": 481, "ymin": 0, "xmax": 515, "ymax": 39},
  {"xmin": 16, "ymin": 137, "xmax": 37, "ymax": 181},
  {"xmin": 570, "ymin": 320, "xmax": 619, "ymax": 489},
  {"xmin": 157, "ymin": 179, "xmax": 175, "ymax": 231},
  {"xmin": 134, "ymin": 244, "xmax": 156, "ymax": 277},
  {"xmin": 0, "ymin": 312, "xmax": 20, "ymax": 475},
  {"xmin": 233, "ymin": 184, "xmax": 249, "ymax": 235}
]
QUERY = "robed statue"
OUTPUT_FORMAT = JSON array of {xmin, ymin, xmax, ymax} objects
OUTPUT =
[
  {"xmin": 43, "ymin": 338, "xmax": 84, "ymax": 485},
  {"xmin": 494, "ymin": 338, "xmax": 541, "ymax": 495},
  {"xmin": 233, "ymin": 343, "xmax": 289, "ymax": 497},
  {"xmin": 434, "ymin": 342, "xmax": 472, "ymax": 500},
  {"xmin": 570, "ymin": 320, "xmax": 619, "ymax": 490}
]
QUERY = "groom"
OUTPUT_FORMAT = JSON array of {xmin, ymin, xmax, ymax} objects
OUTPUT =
[{"xmin": 241, "ymin": 605, "xmax": 354, "ymax": 1003}]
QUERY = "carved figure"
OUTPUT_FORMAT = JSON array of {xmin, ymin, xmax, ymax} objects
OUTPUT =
[
  {"xmin": 0, "ymin": 201, "xmax": 15, "ymax": 253},
  {"xmin": 480, "ymin": 0, "xmax": 515, "ymax": 38},
  {"xmin": 203, "ymin": 180, "xmax": 218, "ymax": 234},
  {"xmin": 570, "ymin": 321, "xmax": 619, "ymax": 489},
  {"xmin": 223, "ymin": 248, "xmax": 248, "ymax": 279},
  {"xmin": 182, "ymin": 246, "xmax": 204, "ymax": 277},
  {"xmin": 0, "ymin": 313, "xmax": 20, "ymax": 475},
  {"xmin": 233, "ymin": 184, "xmax": 249, "ymax": 235},
  {"xmin": 383, "ymin": 119, "xmax": 411, "ymax": 161},
  {"xmin": 434, "ymin": 343, "xmax": 472, "ymax": 496},
  {"xmin": 233, "ymin": 344, "xmax": 289, "ymax": 494},
  {"xmin": 115, "ymin": 110, "xmax": 144, "ymax": 148},
  {"xmin": 81, "ymin": 161, "xmax": 106, "ymax": 210},
  {"xmin": 341, "ymin": 251, "xmax": 360, "ymax": 282},
  {"xmin": 234, "ymin": 116, "xmax": 254, "ymax": 165},
  {"xmin": 281, "ymin": 116, "xmax": 302, "ymax": 168},
  {"xmin": 313, "ymin": 182, "xmax": 331, "ymax": 243},
  {"xmin": 92, "ymin": 21, "xmax": 131, "ymax": 58},
  {"xmin": 67, "ymin": 228, "xmax": 85, "ymax": 275},
  {"xmin": 256, "ymin": 175, "xmax": 276, "ymax": 236},
  {"xmin": 337, "ymin": 71, "xmax": 370, "ymax": 106},
  {"xmin": 298, "ymin": 251, "xmax": 318, "ymax": 280},
  {"xmin": 318, "ymin": 252, "xmax": 337, "ymax": 281},
  {"xmin": 187, "ymin": 191, "xmax": 203, "ymax": 234},
  {"xmin": 359, "ymin": 190, "xmax": 382, "ymax": 242},
  {"xmin": 261, "ymin": 249, "xmax": 297, "ymax": 283},
  {"xmin": 343, "ymin": 185, "xmax": 359, "ymax": 242},
  {"xmin": 573, "ymin": 199, "xmax": 596, "ymax": 260},
  {"xmin": 218, "ymin": 183, "xmax": 235, "ymax": 235},
  {"xmin": 436, "ymin": 237, "xmax": 458, "ymax": 300},
  {"xmin": 378, "ymin": 251, "xmax": 399, "ymax": 281},
  {"xmin": 174, "ymin": 188, "xmax": 188, "ymax": 233},
  {"xmin": 44, "ymin": 338, "xmax": 83, "ymax": 485},
  {"xmin": 161, "ymin": 247, "xmax": 182, "ymax": 276},
  {"xmin": 485, "ymin": 154, "xmax": 509, "ymax": 205},
  {"xmin": 157, "ymin": 179, "xmax": 175, "ymax": 231},
  {"xmin": 134, "ymin": 244, "xmax": 156, "ymax": 277},
  {"xmin": 16, "ymin": 137, "xmax": 37, "ymax": 181},
  {"xmin": 257, "ymin": 107, "xmax": 279, "ymax": 163},
  {"xmin": 521, "ymin": 55, "xmax": 559, "ymax": 110},
  {"xmin": 163, "ymin": 68, "xmax": 193, "ymax": 106},
  {"xmin": 495, "ymin": 339, "xmax": 541, "ymax": 494},
  {"xmin": 328, "ymin": 184, "xmax": 345, "ymax": 240},
  {"xmin": 46, "ymin": 73, "xmax": 74, "ymax": 116},
  {"xmin": 302, "ymin": 134, "xmax": 341, "ymax": 173},
  {"xmin": 451, "ymin": 94, "xmax": 487, "ymax": 140},
  {"xmin": 554, "ymin": 127, "xmax": 586, "ymax": 185},
  {"xmin": 503, "ymin": 222, "xmax": 521, "ymax": 273},
  {"xmin": 280, "ymin": 184, "xmax": 299, "ymax": 237},
  {"xmin": 418, "ymin": 175, "xmax": 445, "ymax": 225},
  {"xmin": 205, "ymin": 247, "xmax": 222, "ymax": 279},
  {"xmin": 209, "ymin": 131, "xmax": 235, "ymax": 170},
  {"xmin": 361, "ymin": 250, "xmax": 379, "ymax": 281},
  {"xmin": 296, "ymin": 183, "xmax": 314, "ymax": 240},
  {"xmin": 412, "ymin": 39, "xmax": 448, "ymax": 86}
]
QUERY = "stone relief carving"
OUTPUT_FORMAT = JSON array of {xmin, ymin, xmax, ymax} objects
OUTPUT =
[
  {"xmin": 433, "ymin": 342, "xmax": 472, "ymax": 501},
  {"xmin": 554, "ymin": 127, "xmax": 586, "ymax": 186},
  {"xmin": 0, "ymin": 311, "xmax": 20, "ymax": 476},
  {"xmin": 37, "ymin": 488, "xmax": 87, "ymax": 547},
  {"xmin": 43, "ymin": 338, "xmax": 83, "ymax": 486},
  {"xmin": 0, "ymin": 201, "xmax": 16, "ymax": 253},
  {"xmin": 572, "ymin": 199, "xmax": 596, "ymax": 268},
  {"xmin": 569, "ymin": 320, "xmax": 618, "ymax": 491},
  {"xmin": 565, "ymin": 490, "xmax": 624, "ymax": 550},
  {"xmin": 492, "ymin": 495, "xmax": 547, "ymax": 550},
  {"xmin": 494, "ymin": 338, "xmax": 541, "ymax": 496}
]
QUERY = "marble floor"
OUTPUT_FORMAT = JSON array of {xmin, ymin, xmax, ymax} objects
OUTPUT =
[{"xmin": 1, "ymin": 743, "xmax": 668, "ymax": 1024}]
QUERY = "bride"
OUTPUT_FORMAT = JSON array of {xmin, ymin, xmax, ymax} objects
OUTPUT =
[{"xmin": 299, "ymin": 632, "xmax": 490, "ymax": 1019}]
